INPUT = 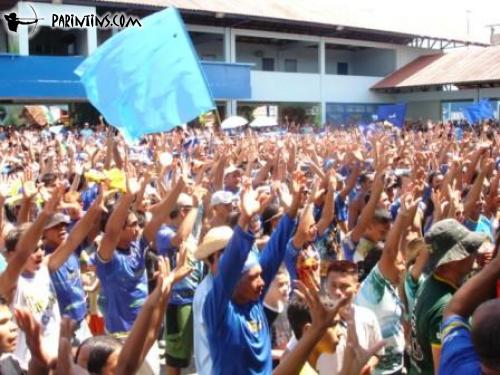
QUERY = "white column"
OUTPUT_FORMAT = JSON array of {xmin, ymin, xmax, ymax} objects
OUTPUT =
[
  {"xmin": 225, "ymin": 27, "xmax": 237, "ymax": 117},
  {"xmin": 86, "ymin": 28, "xmax": 98, "ymax": 54},
  {"xmin": 319, "ymin": 37, "xmax": 326, "ymax": 126},
  {"xmin": 224, "ymin": 27, "xmax": 231, "ymax": 62}
]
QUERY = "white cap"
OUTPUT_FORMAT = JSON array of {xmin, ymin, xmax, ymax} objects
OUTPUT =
[
  {"xmin": 224, "ymin": 165, "xmax": 242, "ymax": 177},
  {"xmin": 210, "ymin": 191, "xmax": 233, "ymax": 207},
  {"xmin": 177, "ymin": 193, "xmax": 193, "ymax": 207}
]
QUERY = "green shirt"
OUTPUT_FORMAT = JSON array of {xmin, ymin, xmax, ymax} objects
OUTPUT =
[{"xmin": 408, "ymin": 274, "xmax": 457, "ymax": 375}]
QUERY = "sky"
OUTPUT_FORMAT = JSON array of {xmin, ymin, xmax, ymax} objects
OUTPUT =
[{"xmin": 347, "ymin": 0, "xmax": 500, "ymax": 44}]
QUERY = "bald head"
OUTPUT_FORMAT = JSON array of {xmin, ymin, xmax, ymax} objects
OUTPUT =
[{"xmin": 471, "ymin": 299, "xmax": 500, "ymax": 372}]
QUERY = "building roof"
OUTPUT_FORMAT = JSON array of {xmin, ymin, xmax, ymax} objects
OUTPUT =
[
  {"xmin": 372, "ymin": 46, "xmax": 500, "ymax": 91},
  {"xmin": 90, "ymin": 0, "xmax": 489, "ymax": 46}
]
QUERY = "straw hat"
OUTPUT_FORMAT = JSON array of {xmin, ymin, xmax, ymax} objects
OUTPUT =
[{"xmin": 194, "ymin": 226, "xmax": 233, "ymax": 260}]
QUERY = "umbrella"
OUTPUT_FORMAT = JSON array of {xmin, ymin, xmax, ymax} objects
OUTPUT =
[
  {"xmin": 250, "ymin": 116, "xmax": 278, "ymax": 128},
  {"xmin": 221, "ymin": 116, "xmax": 248, "ymax": 129}
]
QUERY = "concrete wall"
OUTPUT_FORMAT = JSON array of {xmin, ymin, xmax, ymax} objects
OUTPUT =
[
  {"xmin": 250, "ymin": 71, "xmax": 393, "ymax": 103},
  {"xmin": 325, "ymin": 49, "xmax": 353, "ymax": 74},
  {"xmin": 351, "ymin": 48, "xmax": 396, "ymax": 76},
  {"xmin": 322, "ymin": 75, "xmax": 394, "ymax": 103},
  {"xmin": 250, "ymin": 71, "xmax": 321, "ymax": 101},
  {"xmin": 406, "ymin": 100, "xmax": 441, "ymax": 121},
  {"xmin": 395, "ymin": 46, "xmax": 437, "ymax": 69},
  {"xmin": 236, "ymin": 41, "xmax": 319, "ymax": 73},
  {"xmin": 191, "ymin": 36, "xmax": 224, "ymax": 61}
]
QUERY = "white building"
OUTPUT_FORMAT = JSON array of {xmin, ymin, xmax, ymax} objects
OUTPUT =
[{"xmin": 1, "ymin": 0, "xmax": 499, "ymax": 124}]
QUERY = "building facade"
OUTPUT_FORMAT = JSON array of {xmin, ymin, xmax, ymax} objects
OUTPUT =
[{"xmin": 1, "ymin": 1, "xmax": 499, "ymax": 124}]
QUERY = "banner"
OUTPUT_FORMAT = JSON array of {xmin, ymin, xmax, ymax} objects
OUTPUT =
[
  {"xmin": 376, "ymin": 103, "xmax": 406, "ymax": 128},
  {"xmin": 462, "ymin": 99, "xmax": 495, "ymax": 124}
]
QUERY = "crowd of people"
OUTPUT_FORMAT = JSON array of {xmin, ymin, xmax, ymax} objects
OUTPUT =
[{"xmin": 0, "ymin": 118, "xmax": 497, "ymax": 375}]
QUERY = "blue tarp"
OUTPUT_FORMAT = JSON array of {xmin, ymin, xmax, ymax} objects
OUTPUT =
[{"xmin": 0, "ymin": 54, "xmax": 251, "ymax": 101}]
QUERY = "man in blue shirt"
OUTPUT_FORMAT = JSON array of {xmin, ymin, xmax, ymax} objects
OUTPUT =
[
  {"xmin": 43, "ymin": 192, "xmax": 104, "ymax": 345},
  {"xmin": 203, "ymin": 178, "xmax": 302, "ymax": 374},
  {"xmin": 96, "ymin": 176, "xmax": 173, "ymax": 337},
  {"xmin": 440, "ymin": 234, "xmax": 500, "ymax": 375}
]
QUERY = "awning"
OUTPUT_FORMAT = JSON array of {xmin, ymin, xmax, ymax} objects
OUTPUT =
[{"xmin": 0, "ymin": 54, "xmax": 251, "ymax": 102}]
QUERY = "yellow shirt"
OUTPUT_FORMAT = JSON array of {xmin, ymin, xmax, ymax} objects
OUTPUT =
[{"xmin": 300, "ymin": 361, "xmax": 318, "ymax": 375}]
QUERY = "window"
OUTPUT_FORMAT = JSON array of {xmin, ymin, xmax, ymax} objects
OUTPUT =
[
  {"xmin": 284, "ymin": 59, "xmax": 298, "ymax": 72},
  {"xmin": 337, "ymin": 62, "xmax": 348, "ymax": 75},
  {"xmin": 262, "ymin": 58, "xmax": 275, "ymax": 71}
]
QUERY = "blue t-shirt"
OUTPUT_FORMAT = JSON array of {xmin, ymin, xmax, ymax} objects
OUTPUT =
[
  {"xmin": 155, "ymin": 225, "xmax": 203, "ymax": 305},
  {"xmin": 81, "ymin": 184, "xmax": 99, "ymax": 211},
  {"xmin": 204, "ymin": 215, "xmax": 295, "ymax": 375},
  {"xmin": 335, "ymin": 193, "xmax": 348, "ymax": 222},
  {"xmin": 45, "ymin": 241, "xmax": 87, "ymax": 323},
  {"xmin": 96, "ymin": 237, "xmax": 148, "ymax": 334},
  {"xmin": 464, "ymin": 215, "xmax": 494, "ymax": 241},
  {"xmin": 439, "ymin": 315, "xmax": 481, "ymax": 375}
]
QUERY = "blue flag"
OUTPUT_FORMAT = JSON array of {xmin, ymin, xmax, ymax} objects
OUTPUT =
[
  {"xmin": 376, "ymin": 103, "xmax": 406, "ymax": 128},
  {"xmin": 478, "ymin": 99, "xmax": 494, "ymax": 120},
  {"xmin": 75, "ymin": 7, "xmax": 215, "ymax": 142},
  {"xmin": 462, "ymin": 99, "xmax": 494, "ymax": 124}
]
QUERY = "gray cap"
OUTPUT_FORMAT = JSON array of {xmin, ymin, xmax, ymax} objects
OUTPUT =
[
  {"xmin": 425, "ymin": 219, "xmax": 486, "ymax": 270},
  {"xmin": 44, "ymin": 213, "xmax": 70, "ymax": 230}
]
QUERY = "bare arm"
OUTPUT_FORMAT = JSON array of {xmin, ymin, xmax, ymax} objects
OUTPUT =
[
  {"xmin": 116, "ymin": 254, "xmax": 191, "ymax": 375},
  {"xmin": 316, "ymin": 175, "xmax": 335, "ymax": 236},
  {"xmin": 169, "ymin": 187, "xmax": 205, "ymax": 248},
  {"xmin": 97, "ymin": 178, "xmax": 137, "ymax": 262},
  {"xmin": 379, "ymin": 193, "xmax": 419, "ymax": 281},
  {"xmin": 464, "ymin": 157, "xmax": 491, "ymax": 221},
  {"xmin": 48, "ymin": 187, "xmax": 104, "ymax": 273},
  {"xmin": 142, "ymin": 178, "xmax": 185, "ymax": 245},
  {"xmin": 351, "ymin": 171, "xmax": 384, "ymax": 243},
  {"xmin": 339, "ymin": 164, "xmax": 361, "ymax": 200},
  {"xmin": 0, "ymin": 188, "xmax": 62, "ymax": 303}
]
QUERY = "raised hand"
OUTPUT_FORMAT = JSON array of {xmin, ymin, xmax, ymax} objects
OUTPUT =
[
  {"xmin": 55, "ymin": 317, "xmax": 79, "ymax": 375},
  {"xmin": 91, "ymin": 183, "xmax": 108, "ymax": 213},
  {"xmin": 173, "ymin": 242, "xmax": 193, "ymax": 284},
  {"xmin": 42, "ymin": 183, "xmax": 64, "ymax": 216},
  {"xmin": 294, "ymin": 277, "xmax": 349, "ymax": 332},
  {"xmin": 15, "ymin": 308, "xmax": 56, "ymax": 369},
  {"xmin": 338, "ymin": 307, "xmax": 385, "ymax": 375},
  {"xmin": 192, "ymin": 185, "xmax": 207, "ymax": 208},
  {"xmin": 240, "ymin": 178, "xmax": 261, "ymax": 219}
]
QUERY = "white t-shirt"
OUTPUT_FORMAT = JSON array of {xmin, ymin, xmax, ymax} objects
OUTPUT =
[
  {"xmin": 12, "ymin": 265, "xmax": 61, "ymax": 370},
  {"xmin": 316, "ymin": 305, "xmax": 383, "ymax": 375},
  {"xmin": 193, "ymin": 274, "xmax": 213, "ymax": 375}
]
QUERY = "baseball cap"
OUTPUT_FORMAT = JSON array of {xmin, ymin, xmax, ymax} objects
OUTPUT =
[
  {"xmin": 224, "ymin": 165, "xmax": 242, "ymax": 177},
  {"xmin": 210, "ymin": 191, "xmax": 233, "ymax": 207},
  {"xmin": 44, "ymin": 213, "xmax": 70, "ymax": 230},
  {"xmin": 177, "ymin": 193, "xmax": 193, "ymax": 207},
  {"xmin": 425, "ymin": 219, "xmax": 487, "ymax": 270},
  {"xmin": 194, "ymin": 226, "xmax": 233, "ymax": 260}
]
